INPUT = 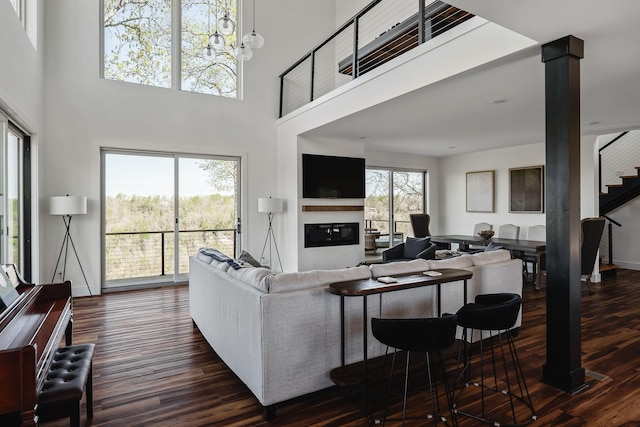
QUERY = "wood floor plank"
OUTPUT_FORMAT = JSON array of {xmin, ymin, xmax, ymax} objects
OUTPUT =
[{"xmin": 39, "ymin": 270, "xmax": 640, "ymax": 426}]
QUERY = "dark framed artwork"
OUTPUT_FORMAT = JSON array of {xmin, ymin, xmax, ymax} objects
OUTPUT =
[
  {"xmin": 466, "ymin": 170, "xmax": 495, "ymax": 212},
  {"xmin": 509, "ymin": 165, "xmax": 544, "ymax": 213}
]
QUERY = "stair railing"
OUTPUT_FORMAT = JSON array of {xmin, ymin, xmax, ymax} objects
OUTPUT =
[
  {"xmin": 602, "ymin": 214, "xmax": 621, "ymax": 266},
  {"xmin": 598, "ymin": 131, "xmax": 628, "ymax": 193}
]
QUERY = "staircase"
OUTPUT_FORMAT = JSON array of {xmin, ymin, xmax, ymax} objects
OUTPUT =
[
  {"xmin": 599, "ymin": 166, "xmax": 640, "ymax": 215},
  {"xmin": 597, "ymin": 131, "xmax": 640, "ymax": 277}
]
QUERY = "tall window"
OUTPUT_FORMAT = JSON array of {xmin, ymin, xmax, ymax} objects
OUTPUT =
[
  {"xmin": 365, "ymin": 168, "xmax": 425, "ymax": 249},
  {"xmin": 103, "ymin": 0, "xmax": 238, "ymax": 97},
  {"xmin": 102, "ymin": 150, "xmax": 240, "ymax": 289},
  {"xmin": 10, "ymin": 0, "xmax": 24, "ymax": 23},
  {"xmin": 0, "ymin": 113, "xmax": 31, "ymax": 278}
]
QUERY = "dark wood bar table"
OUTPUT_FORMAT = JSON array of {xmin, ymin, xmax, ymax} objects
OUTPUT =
[{"xmin": 328, "ymin": 268, "xmax": 473, "ymax": 416}]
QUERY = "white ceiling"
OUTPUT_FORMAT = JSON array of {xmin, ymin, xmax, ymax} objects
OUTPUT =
[{"xmin": 303, "ymin": 0, "xmax": 640, "ymax": 157}]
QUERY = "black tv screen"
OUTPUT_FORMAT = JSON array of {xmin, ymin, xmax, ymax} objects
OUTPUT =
[{"xmin": 302, "ymin": 154, "xmax": 365, "ymax": 198}]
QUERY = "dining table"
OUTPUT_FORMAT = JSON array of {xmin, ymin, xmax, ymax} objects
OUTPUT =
[{"xmin": 430, "ymin": 234, "xmax": 546, "ymax": 287}]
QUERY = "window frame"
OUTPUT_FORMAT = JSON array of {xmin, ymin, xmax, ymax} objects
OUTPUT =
[{"xmin": 100, "ymin": 0, "xmax": 240, "ymax": 97}]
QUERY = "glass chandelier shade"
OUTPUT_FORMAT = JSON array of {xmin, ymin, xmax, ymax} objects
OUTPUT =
[
  {"xmin": 202, "ymin": 44, "xmax": 217, "ymax": 62},
  {"xmin": 243, "ymin": 30, "xmax": 264, "ymax": 50},
  {"xmin": 209, "ymin": 32, "xmax": 225, "ymax": 50},
  {"xmin": 235, "ymin": 43, "xmax": 253, "ymax": 61},
  {"xmin": 217, "ymin": 11, "xmax": 235, "ymax": 36}
]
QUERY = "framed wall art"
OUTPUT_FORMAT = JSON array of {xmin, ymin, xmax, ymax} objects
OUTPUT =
[
  {"xmin": 509, "ymin": 165, "xmax": 544, "ymax": 213},
  {"xmin": 466, "ymin": 170, "xmax": 495, "ymax": 212}
]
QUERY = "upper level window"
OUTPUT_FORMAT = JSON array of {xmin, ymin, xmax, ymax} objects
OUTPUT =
[
  {"xmin": 10, "ymin": 0, "xmax": 25, "ymax": 24},
  {"xmin": 103, "ymin": 0, "xmax": 238, "ymax": 98}
]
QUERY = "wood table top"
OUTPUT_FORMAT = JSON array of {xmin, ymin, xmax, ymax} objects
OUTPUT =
[{"xmin": 328, "ymin": 268, "xmax": 473, "ymax": 297}]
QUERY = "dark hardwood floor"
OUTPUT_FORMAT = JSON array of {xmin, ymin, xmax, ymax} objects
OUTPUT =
[{"xmin": 42, "ymin": 269, "xmax": 640, "ymax": 426}]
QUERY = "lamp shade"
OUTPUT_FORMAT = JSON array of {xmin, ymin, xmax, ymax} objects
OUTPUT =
[
  {"xmin": 258, "ymin": 197, "xmax": 283, "ymax": 213},
  {"xmin": 49, "ymin": 196, "xmax": 87, "ymax": 216}
]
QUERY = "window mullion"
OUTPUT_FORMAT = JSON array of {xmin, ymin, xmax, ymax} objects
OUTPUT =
[{"xmin": 171, "ymin": 0, "xmax": 182, "ymax": 90}]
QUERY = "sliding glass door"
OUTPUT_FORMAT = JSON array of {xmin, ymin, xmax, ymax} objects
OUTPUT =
[
  {"xmin": 0, "ymin": 113, "xmax": 30, "ymax": 278},
  {"xmin": 365, "ymin": 168, "xmax": 425, "ymax": 251},
  {"xmin": 102, "ymin": 150, "xmax": 240, "ymax": 289}
]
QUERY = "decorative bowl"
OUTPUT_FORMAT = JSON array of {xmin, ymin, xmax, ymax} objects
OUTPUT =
[{"xmin": 478, "ymin": 230, "xmax": 495, "ymax": 239}]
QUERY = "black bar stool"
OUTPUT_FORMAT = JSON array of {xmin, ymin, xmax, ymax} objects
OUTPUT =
[
  {"xmin": 453, "ymin": 293, "xmax": 536, "ymax": 426},
  {"xmin": 371, "ymin": 315, "xmax": 459, "ymax": 426}
]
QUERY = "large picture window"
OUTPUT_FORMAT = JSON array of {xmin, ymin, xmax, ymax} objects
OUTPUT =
[{"xmin": 103, "ymin": 0, "xmax": 238, "ymax": 97}]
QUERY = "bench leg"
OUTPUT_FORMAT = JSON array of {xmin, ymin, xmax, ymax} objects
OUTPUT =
[
  {"xmin": 71, "ymin": 401, "xmax": 80, "ymax": 427},
  {"xmin": 87, "ymin": 363, "xmax": 94, "ymax": 418}
]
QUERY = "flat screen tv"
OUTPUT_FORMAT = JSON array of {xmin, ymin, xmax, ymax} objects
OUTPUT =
[{"xmin": 302, "ymin": 154, "xmax": 365, "ymax": 198}]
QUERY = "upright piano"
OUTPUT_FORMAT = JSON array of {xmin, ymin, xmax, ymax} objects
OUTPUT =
[{"xmin": 0, "ymin": 265, "xmax": 72, "ymax": 426}]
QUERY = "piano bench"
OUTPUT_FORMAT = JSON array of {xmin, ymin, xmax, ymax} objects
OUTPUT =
[{"xmin": 37, "ymin": 344, "xmax": 95, "ymax": 427}]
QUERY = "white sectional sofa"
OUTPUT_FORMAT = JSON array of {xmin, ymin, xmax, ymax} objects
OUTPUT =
[{"xmin": 189, "ymin": 248, "xmax": 522, "ymax": 420}]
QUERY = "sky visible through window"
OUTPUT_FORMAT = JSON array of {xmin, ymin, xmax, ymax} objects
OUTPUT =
[{"xmin": 105, "ymin": 155, "xmax": 214, "ymax": 197}]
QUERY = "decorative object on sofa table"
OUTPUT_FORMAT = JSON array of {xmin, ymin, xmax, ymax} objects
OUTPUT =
[
  {"xmin": 258, "ymin": 197, "xmax": 284, "ymax": 271},
  {"xmin": 477, "ymin": 229, "xmax": 495, "ymax": 240},
  {"xmin": 49, "ymin": 195, "xmax": 92, "ymax": 296}
]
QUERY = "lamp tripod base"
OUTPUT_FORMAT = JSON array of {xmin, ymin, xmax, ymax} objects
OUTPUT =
[{"xmin": 52, "ymin": 215, "xmax": 92, "ymax": 296}]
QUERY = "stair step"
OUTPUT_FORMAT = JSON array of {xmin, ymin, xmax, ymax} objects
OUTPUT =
[
  {"xmin": 620, "ymin": 175, "xmax": 637, "ymax": 179},
  {"xmin": 606, "ymin": 184, "xmax": 623, "ymax": 188},
  {"xmin": 600, "ymin": 263, "xmax": 619, "ymax": 272}
]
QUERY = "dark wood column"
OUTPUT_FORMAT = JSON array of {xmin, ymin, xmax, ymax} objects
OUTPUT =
[{"xmin": 541, "ymin": 35, "xmax": 585, "ymax": 394}]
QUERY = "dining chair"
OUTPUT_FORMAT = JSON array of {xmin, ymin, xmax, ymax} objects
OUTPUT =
[
  {"xmin": 497, "ymin": 224, "xmax": 520, "ymax": 239},
  {"xmin": 409, "ymin": 213, "xmax": 431, "ymax": 238},
  {"xmin": 523, "ymin": 225, "xmax": 546, "ymax": 285},
  {"xmin": 473, "ymin": 222, "xmax": 493, "ymax": 235}
]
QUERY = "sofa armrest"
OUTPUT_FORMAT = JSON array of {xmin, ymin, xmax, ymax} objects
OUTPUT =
[
  {"xmin": 416, "ymin": 242, "xmax": 437, "ymax": 260},
  {"xmin": 382, "ymin": 243, "xmax": 405, "ymax": 262}
]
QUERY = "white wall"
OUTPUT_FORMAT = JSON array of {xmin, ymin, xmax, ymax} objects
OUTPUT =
[{"xmin": 38, "ymin": 0, "xmax": 335, "ymax": 295}]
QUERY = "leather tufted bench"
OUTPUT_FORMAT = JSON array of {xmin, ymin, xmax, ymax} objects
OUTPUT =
[{"xmin": 37, "ymin": 344, "xmax": 95, "ymax": 427}]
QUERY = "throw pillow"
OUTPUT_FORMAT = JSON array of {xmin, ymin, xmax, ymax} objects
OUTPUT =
[
  {"xmin": 238, "ymin": 250, "xmax": 262, "ymax": 267},
  {"xmin": 403, "ymin": 237, "xmax": 430, "ymax": 259},
  {"xmin": 484, "ymin": 241, "xmax": 504, "ymax": 252}
]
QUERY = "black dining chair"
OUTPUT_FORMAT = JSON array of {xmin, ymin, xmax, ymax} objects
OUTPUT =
[
  {"xmin": 410, "ymin": 213, "xmax": 431, "ymax": 238},
  {"xmin": 581, "ymin": 217, "xmax": 606, "ymax": 294}
]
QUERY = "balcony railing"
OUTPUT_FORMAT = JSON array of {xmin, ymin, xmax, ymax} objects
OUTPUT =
[
  {"xmin": 104, "ymin": 228, "xmax": 236, "ymax": 282},
  {"xmin": 279, "ymin": 0, "xmax": 473, "ymax": 117}
]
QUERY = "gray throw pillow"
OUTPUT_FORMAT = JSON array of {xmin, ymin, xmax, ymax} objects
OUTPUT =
[
  {"xmin": 238, "ymin": 250, "xmax": 262, "ymax": 267},
  {"xmin": 403, "ymin": 237, "xmax": 430, "ymax": 259},
  {"xmin": 484, "ymin": 241, "xmax": 504, "ymax": 252}
]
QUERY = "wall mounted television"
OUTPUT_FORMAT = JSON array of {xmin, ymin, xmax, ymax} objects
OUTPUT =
[{"xmin": 302, "ymin": 154, "xmax": 365, "ymax": 198}]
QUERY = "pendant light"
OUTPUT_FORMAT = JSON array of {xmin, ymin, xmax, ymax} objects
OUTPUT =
[
  {"xmin": 217, "ymin": 1, "xmax": 235, "ymax": 36},
  {"xmin": 242, "ymin": 0, "xmax": 264, "ymax": 50},
  {"xmin": 202, "ymin": 45, "xmax": 217, "ymax": 62},
  {"xmin": 202, "ymin": 1, "xmax": 217, "ymax": 61},
  {"xmin": 235, "ymin": 43, "xmax": 253, "ymax": 61},
  {"xmin": 208, "ymin": 0, "xmax": 225, "ymax": 50}
]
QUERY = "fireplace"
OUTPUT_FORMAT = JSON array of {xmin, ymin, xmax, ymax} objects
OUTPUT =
[{"xmin": 304, "ymin": 223, "xmax": 359, "ymax": 248}]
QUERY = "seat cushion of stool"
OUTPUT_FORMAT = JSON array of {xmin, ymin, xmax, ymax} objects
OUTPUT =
[{"xmin": 39, "ymin": 344, "xmax": 95, "ymax": 404}]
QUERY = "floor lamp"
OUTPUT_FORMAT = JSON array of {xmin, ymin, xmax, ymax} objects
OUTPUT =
[
  {"xmin": 50, "ymin": 195, "xmax": 92, "ymax": 296},
  {"xmin": 258, "ymin": 197, "xmax": 284, "ymax": 271}
]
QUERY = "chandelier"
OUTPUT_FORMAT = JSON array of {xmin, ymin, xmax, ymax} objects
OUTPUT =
[{"xmin": 202, "ymin": 0, "xmax": 264, "ymax": 63}]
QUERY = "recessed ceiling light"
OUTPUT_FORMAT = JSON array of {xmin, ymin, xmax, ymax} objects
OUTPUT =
[
  {"xmin": 359, "ymin": 136, "xmax": 368, "ymax": 140},
  {"xmin": 489, "ymin": 98, "xmax": 507, "ymax": 104},
  {"xmin": 588, "ymin": 121, "xmax": 601, "ymax": 125},
  {"xmin": 449, "ymin": 146, "xmax": 456, "ymax": 149}
]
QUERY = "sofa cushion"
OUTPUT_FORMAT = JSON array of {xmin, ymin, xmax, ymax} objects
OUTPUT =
[
  {"xmin": 427, "ymin": 255, "xmax": 473, "ymax": 270},
  {"xmin": 267, "ymin": 265, "xmax": 371, "ymax": 294},
  {"xmin": 227, "ymin": 266, "xmax": 276, "ymax": 292},
  {"xmin": 370, "ymin": 259, "xmax": 431, "ymax": 278},
  {"xmin": 403, "ymin": 237, "xmax": 430, "ymax": 259},
  {"xmin": 470, "ymin": 249, "xmax": 512, "ymax": 266}
]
